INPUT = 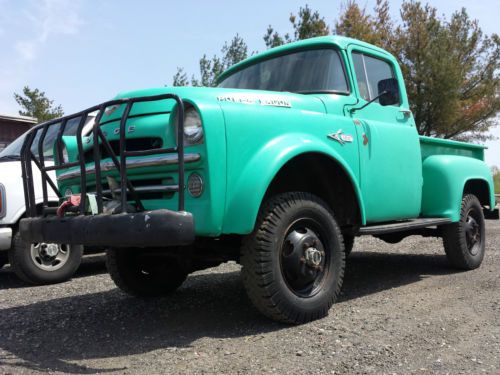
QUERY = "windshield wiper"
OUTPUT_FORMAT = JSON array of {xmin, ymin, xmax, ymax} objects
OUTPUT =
[{"xmin": 0, "ymin": 155, "xmax": 21, "ymax": 161}]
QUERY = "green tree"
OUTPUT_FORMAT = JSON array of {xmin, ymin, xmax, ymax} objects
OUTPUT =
[
  {"xmin": 172, "ymin": 67, "xmax": 189, "ymax": 87},
  {"xmin": 395, "ymin": 4, "xmax": 499, "ymax": 141},
  {"xmin": 335, "ymin": 0, "xmax": 393, "ymax": 50},
  {"xmin": 493, "ymin": 166, "xmax": 500, "ymax": 194},
  {"xmin": 14, "ymin": 86, "xmax": 64, "ymax": 123},
  {"xmin": 264, "ymin": 5, "xmax": 329, "ymax": 49},
  {"xmin": 172, "ymin": 34, "xmax": 248, "ymax": 87},
  {"xmin": 334, "ymin": 1, "xmax": 499, "ymax": 141}
]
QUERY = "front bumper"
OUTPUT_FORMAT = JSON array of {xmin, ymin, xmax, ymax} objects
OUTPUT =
[
  {"xmin": 0, "ymin": 227, "xmax": 12, "ymax": 250},
  {"xmin": 20, "ymin": 210, "xmax": 194, "ymax": 248}
]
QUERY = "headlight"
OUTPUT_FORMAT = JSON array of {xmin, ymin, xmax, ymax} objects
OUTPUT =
[{"xmin": 183, "ymin": 107, "xmax": 204, "ymax": 145}]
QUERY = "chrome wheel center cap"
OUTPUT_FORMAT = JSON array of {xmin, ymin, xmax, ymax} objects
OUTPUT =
[
  {"xmin": 44, "ymin": 243, "xmax": 60, "ymax": 257},
  {"xmin": 304, "ymin": 247, "xmax": 322, "ymax": 267}
]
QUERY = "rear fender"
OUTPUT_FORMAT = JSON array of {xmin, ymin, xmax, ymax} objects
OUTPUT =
[{"xmin": 421, "ymin": 155, "xmax": 495, "ymax": 221}]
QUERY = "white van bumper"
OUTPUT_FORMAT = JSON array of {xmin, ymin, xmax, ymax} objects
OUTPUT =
[{"xmin": 0, "ymin": 227, "xmax": 12, "ymax": 250}]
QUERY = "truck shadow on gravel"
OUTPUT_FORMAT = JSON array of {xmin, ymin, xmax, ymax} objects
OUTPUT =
[
  {"xmin": 0, "ymin": 255, "xmax": 108, "ymax": 290},
  {"xmin": 0, "ymin": 251, "xmax": 458, "ymax": 374}
]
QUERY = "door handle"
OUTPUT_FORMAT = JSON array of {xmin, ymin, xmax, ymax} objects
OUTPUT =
[{"xmin": 399, "ymin": 109, "xmax": 412, "ymax": 118}]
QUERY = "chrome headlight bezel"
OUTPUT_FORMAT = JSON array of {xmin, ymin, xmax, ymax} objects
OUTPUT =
[
  {"xmin": 173, "ymin": 104, "xmax": 204, "ymax": 146},
  {"xmin": 183, "ymin": 106, "xmax": 204, "ymax": 145}
]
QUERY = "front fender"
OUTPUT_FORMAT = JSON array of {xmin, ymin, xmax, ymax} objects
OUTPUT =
[
  {"xmin": 421, "ymin": 155, "xmax": 495, "ymax": 221},
  {"xmin": 222, "ymin": 133, "xmax": 365, "ymax": 234}
]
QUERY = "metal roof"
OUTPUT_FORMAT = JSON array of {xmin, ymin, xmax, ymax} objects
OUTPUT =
[{"xmin": 0, "ymin": 113, "xmax": 37, "ymax": 124}]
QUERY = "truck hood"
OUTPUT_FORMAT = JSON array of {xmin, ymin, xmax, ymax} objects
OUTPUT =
[{"xmin": 102, "ymin": 86, "xmax": 326, "ymax": 123}]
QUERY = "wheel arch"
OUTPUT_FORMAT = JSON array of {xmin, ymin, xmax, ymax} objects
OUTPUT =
[
  {"xmin": 222, "ymin": 134, "xmax": 365, "ymax": 234},
  {"xmin": 264, "ymin": 152, "xmax": 363, "ymax": 230},
  {"xmin": 463, "ymin": 178, "xmax": 492, "ymax": 207}
]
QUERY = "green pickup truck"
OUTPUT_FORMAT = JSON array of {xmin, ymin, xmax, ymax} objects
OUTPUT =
[{"xmin": 20, "ymin": 36, "xmax": 498, "ymax": 324}]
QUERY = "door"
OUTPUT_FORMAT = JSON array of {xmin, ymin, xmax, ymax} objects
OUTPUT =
[{"xmin": 347, "ymin": 46, "xmax": 422, "ymax": 223}]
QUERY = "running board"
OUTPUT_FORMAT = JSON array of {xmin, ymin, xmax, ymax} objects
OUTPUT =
[{"xmin": 358, "ymin": 218, "xmax": 452, "ymax": 236}]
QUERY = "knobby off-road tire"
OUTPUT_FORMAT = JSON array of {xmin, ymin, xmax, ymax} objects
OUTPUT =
[
  {"xmin": 442, "ymin": 194, "xmax": 486, "ymax": 270},
  {"xmin": 241, "ymin": 192, "xmax": 345, "ymax": 324},
  {"xmin": 8, "ymin": 230, "xmax": 83, "ymax": 285},
  {"xmin": 106, "ymin": 248, "xmax": 188, "ymax": 297},
  {"xmin": 344, "ymin": 235, "xmax": 355, "ymax": 257}
]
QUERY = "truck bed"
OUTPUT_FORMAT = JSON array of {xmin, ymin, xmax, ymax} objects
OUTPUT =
[{"xmin": 420, "ymin": 136, "xmax": 486, "ymax": 161}]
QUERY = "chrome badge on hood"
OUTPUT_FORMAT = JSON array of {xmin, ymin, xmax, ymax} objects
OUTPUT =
[{"xmin": 217, "ymin": 94, "xmax": 291, "ymax": 108}]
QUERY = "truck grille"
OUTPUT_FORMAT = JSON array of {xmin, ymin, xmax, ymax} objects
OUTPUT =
[
  {"xmin": 88, "ymin": 178, "xmax": 177, "ymax": 200},
  {"xmin": 82, "ymin": 137, "xmax": 163, "ymax": 164}
]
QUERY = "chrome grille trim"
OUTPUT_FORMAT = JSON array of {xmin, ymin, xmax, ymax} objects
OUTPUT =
[
  {"xmin": 101, "ymin": 184, "xmax": 179, "ymax": 195},
  {"xmin": 57, "ymin": 153, "xmax": 201, "ymax": 182}
]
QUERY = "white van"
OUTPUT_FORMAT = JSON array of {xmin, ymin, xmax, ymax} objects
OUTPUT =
[{"xmin": 0, "ymin": 114, "xmax": 95, "ymax": 284}]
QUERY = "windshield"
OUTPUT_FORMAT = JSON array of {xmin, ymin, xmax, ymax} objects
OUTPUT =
[
  {"xmin": 218, "ymin": 49, "xmax": 349, "ymax": 94},
  {"xmin": 0, "ymin": 115, "xmax": 95, "ymax": 160}
]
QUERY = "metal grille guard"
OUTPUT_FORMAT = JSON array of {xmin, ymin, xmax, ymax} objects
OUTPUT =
[{"xmin": 20, "ymin": 93, "xmax": 186, "ymax": 218}]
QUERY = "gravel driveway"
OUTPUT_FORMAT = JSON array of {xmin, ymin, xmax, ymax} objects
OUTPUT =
[{"xmin": 0, "ymin": 221, "xmax": 499, "ymax": 374}]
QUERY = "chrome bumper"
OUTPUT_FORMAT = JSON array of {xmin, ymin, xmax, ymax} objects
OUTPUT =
[
  {"xmin": 57, "ymin": 153, "xmax": 201, "ymax": 182},
  {"xmin": 0, "ymin": 227, "xmax": 12, "ymax": 250}
]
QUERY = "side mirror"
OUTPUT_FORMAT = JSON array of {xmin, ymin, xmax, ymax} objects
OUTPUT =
[{"xmin": 378, "ymin": 78, "xmax": 399, "ymax": 106}]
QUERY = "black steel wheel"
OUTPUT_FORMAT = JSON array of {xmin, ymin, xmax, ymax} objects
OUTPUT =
[
  {"xmin": 442, "ymin": 194, "xmax": 486, "ymax": 270},
  {"xmin": 106, "ymin": 248, "xmax": 188, "ymax": 297},
  {"xmin": 241, "ymin": 192, "xmax": 345, "ymax": 324}
]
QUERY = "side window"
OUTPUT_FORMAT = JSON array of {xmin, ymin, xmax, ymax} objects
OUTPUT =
[
  {"xmin": 352, "ymin": 52, "xmax": 399, "ymax": 105},
  {"xmin": 352, "ymin": 53, "xmax": 370, "ymax": 101}
]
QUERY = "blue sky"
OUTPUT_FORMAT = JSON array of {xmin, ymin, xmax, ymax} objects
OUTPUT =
[{"xmin": 0, "ymin": 0, "xmax": 498, "ymax": 166}]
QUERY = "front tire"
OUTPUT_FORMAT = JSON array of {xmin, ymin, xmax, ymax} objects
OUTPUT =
[
  {"xmin": 8, "ymin": 230, "xmax": 83, "ymax": 284},
  {"xmin": 442, "ymin": 194, "xmax": 486, "ymax": 270},
  {"xmin": 241, "ymin": 192, "xmax": 345, "ymax": 324},
  {"xmin": 106, "ymin": 248, "xmax": 188, "ymax": 297}
]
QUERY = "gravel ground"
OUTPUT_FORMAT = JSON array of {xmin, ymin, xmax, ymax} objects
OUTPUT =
[{"xmin": 0, "ymin": 221, "xmax": 499, "ymax": 375}]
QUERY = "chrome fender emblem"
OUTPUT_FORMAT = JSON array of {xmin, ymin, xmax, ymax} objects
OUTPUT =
[{"xmin": 327, "ymin": 129, "xmax": 353, "ymax": 145}]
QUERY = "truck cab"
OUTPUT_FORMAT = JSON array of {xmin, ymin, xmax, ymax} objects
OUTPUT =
[{"xmin": 19, "ymin": 36, "xmax": 498, "ymax": 323}]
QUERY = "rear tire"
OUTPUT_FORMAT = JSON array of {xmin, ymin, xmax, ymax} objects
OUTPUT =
[
  {"xmin": 442, "ymin": 194, "xmax": 485, "ymax": 270},
  {"xmin": 241, "ymin": 192, "xmax": 345, "ymax": 324},
  {"xmin": 106, "ymin": 248, "xmax": 188, "ymax": 297},
  {"xmin": 8, "ymin": 230, "xmax": 83, "ymax": 284}
]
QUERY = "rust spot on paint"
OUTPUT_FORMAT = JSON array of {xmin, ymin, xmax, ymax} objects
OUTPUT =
[{"xmin": 362, "ymin": 134, "xmax": 369, "ymax": 146}]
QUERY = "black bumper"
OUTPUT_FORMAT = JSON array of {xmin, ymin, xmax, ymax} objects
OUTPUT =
[
  {"xmin": 20, "ymin": 210, "xmax": 195, "ymax": 247},
  {"xmin": 484, "ymin": 208, "xmax": 499, "ymax": 220}
]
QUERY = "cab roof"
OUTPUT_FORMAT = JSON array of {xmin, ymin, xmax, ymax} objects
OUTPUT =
[{"xmin": 218, "ymin": 35, "xmax": 392, "ymax": 83}]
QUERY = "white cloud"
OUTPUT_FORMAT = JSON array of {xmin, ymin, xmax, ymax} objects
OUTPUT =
[
  {"xmin": 15, "ymin": 41, "xmax": 36, "ymax": 61},
  {"xmin": 16, "ymin": 0, "xmax": 83, "ymax": 61}
]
